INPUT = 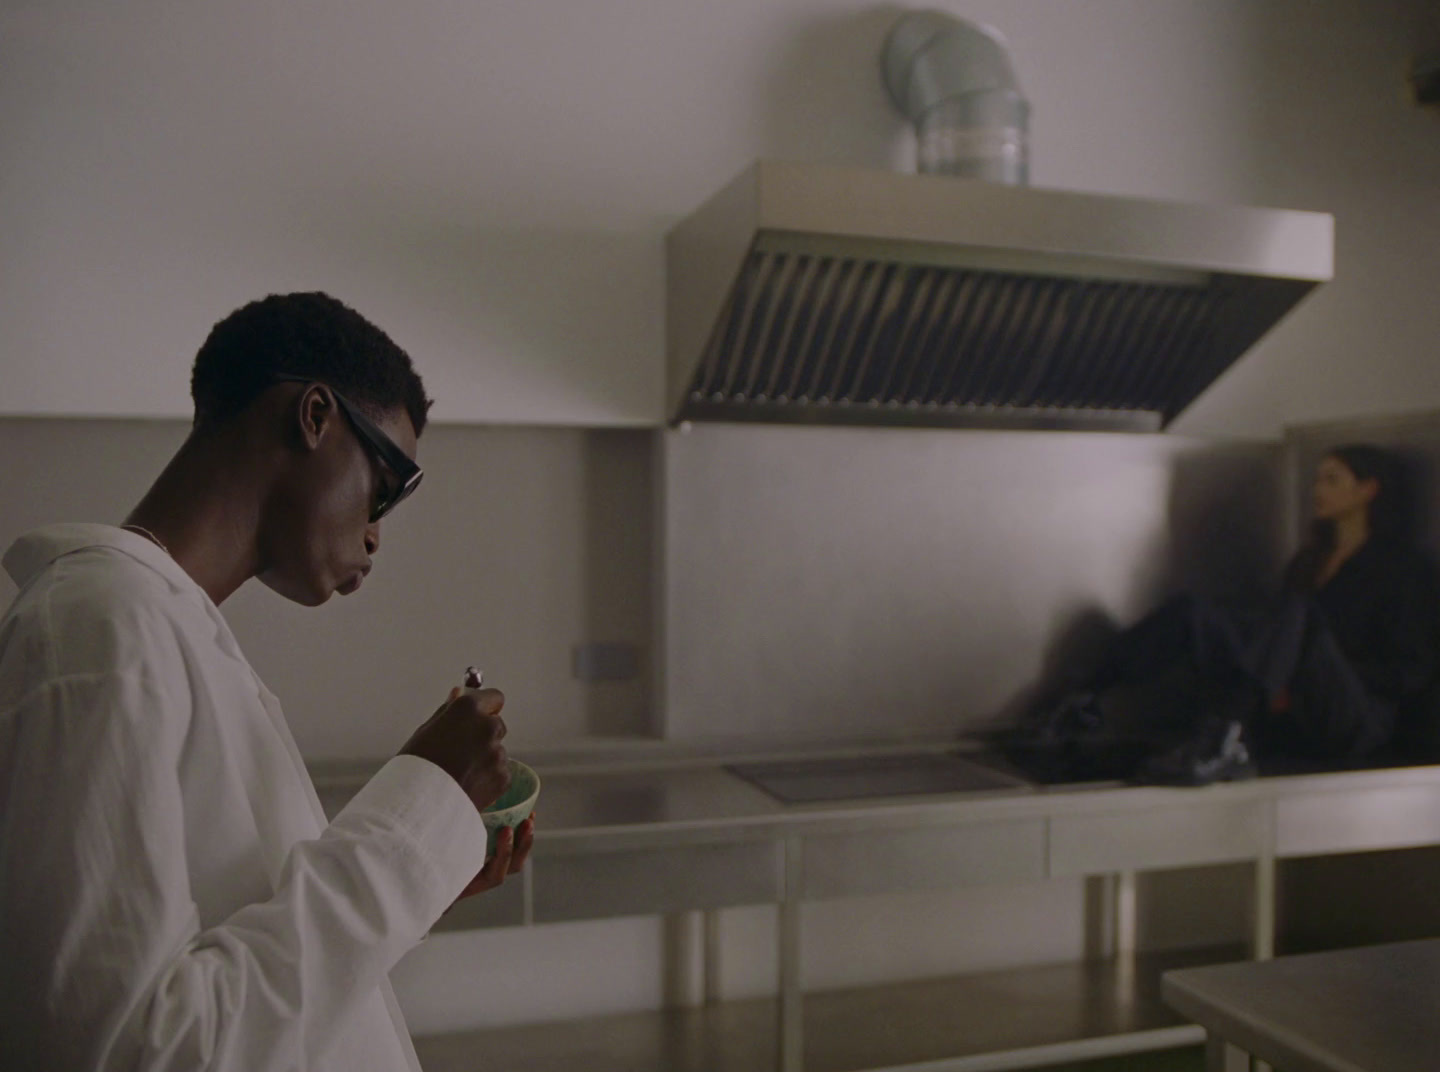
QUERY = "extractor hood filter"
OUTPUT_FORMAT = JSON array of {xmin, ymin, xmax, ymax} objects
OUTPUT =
[
  {"xmin": 681, "ymin": 241, "xmax": 1306, "ymax": 432},
  {"xmin": 666, "ymin": 162, "xmax": 1333, "ymax": 432}
]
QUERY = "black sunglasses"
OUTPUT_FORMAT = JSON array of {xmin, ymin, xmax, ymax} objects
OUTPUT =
[{"xmin": 273, "ymin": 374, "xmax": 423, "ymax": 522}]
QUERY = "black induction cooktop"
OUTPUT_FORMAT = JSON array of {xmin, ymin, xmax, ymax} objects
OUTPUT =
[{"xmin": 726, "ymin": 751, "xmax": 1024, "ymax": 804}]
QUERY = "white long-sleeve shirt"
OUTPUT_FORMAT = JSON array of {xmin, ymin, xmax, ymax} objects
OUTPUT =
[{"xmin": 0, "ymin": 524, "xmax": 490, "ymax": 1070}]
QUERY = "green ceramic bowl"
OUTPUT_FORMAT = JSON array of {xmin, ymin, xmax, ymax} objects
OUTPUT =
[{"xmin": 481, "ymin": 759, "xmax": 540, "ymax": 855}]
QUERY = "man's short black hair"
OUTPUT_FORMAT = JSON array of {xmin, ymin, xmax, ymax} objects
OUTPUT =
[{"xmin": 190, "ymin": 292, "xmax": 432, "ymax": 435}]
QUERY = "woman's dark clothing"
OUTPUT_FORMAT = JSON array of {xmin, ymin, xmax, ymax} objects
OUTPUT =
[
  {"xmin": 1305, "ymin": 540, "xmax": 1438, "ymax": 706},
  {"xmin": 1091, "ymin": 539, "xmax": 1439, "ymax": 761}
]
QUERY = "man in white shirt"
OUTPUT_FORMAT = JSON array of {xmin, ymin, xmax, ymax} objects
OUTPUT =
[{"xmin": 0, "ymin": 292, "xmax": 534, "ymax": 1070}]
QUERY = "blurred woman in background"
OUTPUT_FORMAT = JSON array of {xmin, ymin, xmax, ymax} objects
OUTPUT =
[{"xmin": 1032, "ymin": 444, "xmax": 1440, "ymax": 784}]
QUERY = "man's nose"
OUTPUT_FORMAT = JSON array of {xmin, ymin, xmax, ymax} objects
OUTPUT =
[{"xmin": 365, "ymin": 523, "xmax": 380, "ymax": 556}]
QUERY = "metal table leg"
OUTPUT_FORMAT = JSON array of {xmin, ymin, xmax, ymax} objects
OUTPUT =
[
  {"xmin": 1114, "ymin": 870, "xmax": 1138, "ymax": 957},
  {"xmin": 1252, "ymin": 843, "xmax": 1276, "ymax": 961},
  {"xmin": 663, "ymin": 910, "xmax": 706, "ymax": 1009},
  {"xmin": 779, "ymin": 835, "xmax": 804, "ymax": 1072},
  {"xmin": 704, "ymin": 908, "xmax": 722, "ymax": 1006},
  {"xmin": 1205, "ymin": 1033, "xmax": 1251, "ymax": 1072},
  {"xmin": 1114, "ymin": 870, "xmax": 1138, "ymax": 997}
]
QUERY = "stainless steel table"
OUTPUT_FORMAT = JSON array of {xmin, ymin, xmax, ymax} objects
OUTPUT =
[
  {"xmin": 1163, "ymin": 939, "xmax": 1440, "ymax": 1072},
  {"xmin": 310, "ymin": 750, "xmax": 1440, "ymax": 1072}
]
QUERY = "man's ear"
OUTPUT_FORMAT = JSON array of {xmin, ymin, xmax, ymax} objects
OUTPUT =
[
  {"xmin": 295, "ymin": 384, "xmax": 338, "ymax": 452},
  {"xmin": 1358, "ymin": 477, "xmax": 1381, "ymax": 505}
]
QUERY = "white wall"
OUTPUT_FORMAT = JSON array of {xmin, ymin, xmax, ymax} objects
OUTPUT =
[
  {"xmin": 1175, "ymin": 0, "xmax": 1440, "ymax": 436},
  {"xmin": 0, "ymin": 420, "xmax": 656, "ymax": 752},
  {"xmin": 6, "ymin": 1, "xmax": 1435, "ymax": 432},
  {"xmin": 5, "ymin": 0, "xmax": 1439, "ymax": 1040}
]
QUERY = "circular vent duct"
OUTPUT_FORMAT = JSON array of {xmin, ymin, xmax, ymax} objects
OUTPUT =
[{"xmin": 881, "ymin": 10, "xmax": 1030, "ymax": 184}]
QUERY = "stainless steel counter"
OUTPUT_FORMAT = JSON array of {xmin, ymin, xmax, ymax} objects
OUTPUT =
[
  {"xmin": 533, "ymin": 765, "xmax": 782, "ymax": 832},
  {"xmin": 1164, "ymin": 939, "xmax": 1440, "ymax": 1072},
  {"xmin": 312, "ymin": 745, "xmax": 1440, "ymax": 851},
  {"xmin": 309, "ymin": 748, "xmax": 1440, "ymax": 1072}
]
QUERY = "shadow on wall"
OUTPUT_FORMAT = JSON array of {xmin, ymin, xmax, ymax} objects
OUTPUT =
[
  {"xmin": 1159, "ymin": 446, "xmax": 1287, "ymax": 602},
  {"xmin": 1393, "ymin": 450, "xmax": 1437, "ymax": 548},
  {"xmin": 988, "ymin": 605, "xmax": 1125, "ymax": 729},
  {"xmin": 989, "ymin": 441, "xmax": 1287, "ymax": 727},
  {"xmin": 758, "ymin": 4, "xmax": 913, "ymax": 170}
]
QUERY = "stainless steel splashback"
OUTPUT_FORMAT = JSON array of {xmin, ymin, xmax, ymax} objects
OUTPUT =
[{"xmin": 659, "ymin": 423, "xmax": 1284, "ymax": 742}]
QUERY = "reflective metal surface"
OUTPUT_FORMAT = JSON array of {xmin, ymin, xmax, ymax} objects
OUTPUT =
[
  {"xmin": 1049, "ymin": 801, "xmax": 1268, "ymax": 876},
  {"xmin": 880, "ymin": 11, "xmax": 1030, "ymax": 183},
  {"xmin": 801, "ymin": 818, "xmax": 1045, "ymax": 899},
  {"xmin": 534, "ymin": 841, "xmax": 782, "ymax": 922},
  {"xmin": 661, "ymin": 424, "xmax": 1284, "ymax": 743},
  {"xmin": 1165, "ymin": 940, "xmax": 1440, "ymax": 1072},
  {"xmin": 533, "ymin": 767, "xmax": 778, "ymax": 831},
  {"xmin": 727, "ymin": 752, "xmax": 1024, "ymax": 804},
  {"xmin": 1276, "ymin": 783, "xmax": 1440, "ymax": 857},
  {"xmin": 666, "ymin": 160, "xmax": 1333, "ymax": 428},
  {"xmin": 678, "ymin": 243, "xmax": 1307, "ymax": 430}
]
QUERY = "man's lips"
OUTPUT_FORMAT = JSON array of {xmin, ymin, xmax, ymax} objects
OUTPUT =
[{"xmin": 337, "ymin": 565, "xmax": 371, "ymax": 595}]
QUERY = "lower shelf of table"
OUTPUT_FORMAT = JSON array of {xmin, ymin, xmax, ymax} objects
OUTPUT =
[{"xmin": 413, "ymin": 944, "xmax": 1243, "ymax": 1072}]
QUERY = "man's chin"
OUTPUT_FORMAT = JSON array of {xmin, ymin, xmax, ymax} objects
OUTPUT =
[
  {"xmin": 334, "ymin": 571, "xmax": 365, "ymax": 597},
  {"xmin": 257, "ymin": 570, "xmax": 334, "ymax": 607}
]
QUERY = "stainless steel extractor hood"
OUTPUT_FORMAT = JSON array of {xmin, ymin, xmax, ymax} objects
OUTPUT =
[{"xmin": 665, "ymin": 161, "xmax": 1334, "ymax": 431}]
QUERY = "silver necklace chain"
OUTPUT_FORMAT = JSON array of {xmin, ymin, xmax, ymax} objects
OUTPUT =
[{"xmin": 121, "ymin": 523, "xmax": 171, "ymax": 557}]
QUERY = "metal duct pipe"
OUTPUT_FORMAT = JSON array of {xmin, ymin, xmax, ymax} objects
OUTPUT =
[{"xmin": 881, "ymin": 11, "xmax": 1030, "ymax": 184}]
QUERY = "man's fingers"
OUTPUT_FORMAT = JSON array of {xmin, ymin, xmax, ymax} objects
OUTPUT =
[
  {"xmin": 489, "ymin": 744, "xmax": 511, "ymax": 790},
  {"xmin": 482, "ymin": 827, "xmax": 515, "ymax": 883},
  {"xmin": 449, "ymin": 820, "xmax": 530, "ymax": 906},
  {"xmin": 470, "ymin": 687, "xmax": 505, "ymax": 717},
  {"xmin": 420, "ymin": 687, "xmax": 461, "ymax": 731},
  {"xmin": 452, "ymin": 689, "xmax": 506, "ymax": 741},
  {"xmin": 478, "ymin": 714, "xmax": 506, "ymax": 743},
  {"xmin": 508, "ymin": 818, "xmax": 535, "ymax": 875}
]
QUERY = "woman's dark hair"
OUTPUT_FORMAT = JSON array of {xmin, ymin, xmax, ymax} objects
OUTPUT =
[
  {"xmin": 1326, "ymin": 443, "xmax": 1402, "ymax": 540},
  {"xmin": 190, "ymin": 292, "xmax": 432, "ymax": 435},
  {"xmin": 1288, "ymin": 442, "xmax": 1405, "ymax": 591}
]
